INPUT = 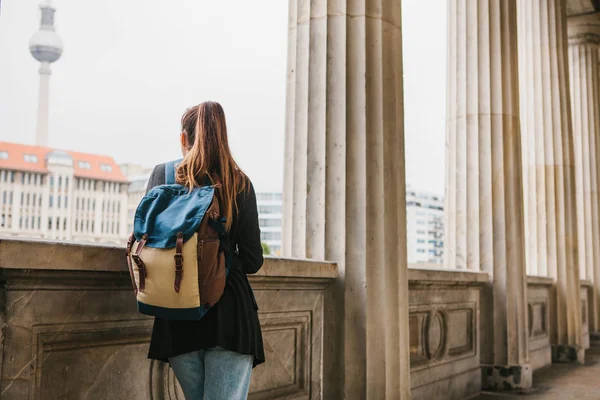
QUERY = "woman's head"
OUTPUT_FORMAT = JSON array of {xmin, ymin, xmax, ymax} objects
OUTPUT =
[{"xmin": 176, "ymin": 101, "xmax": 247, "ymax": 230}]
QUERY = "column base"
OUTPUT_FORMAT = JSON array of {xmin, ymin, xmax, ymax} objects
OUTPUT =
[
  {"xmin": 481, "ymin": 364, "xmax": 532, "ymax": 391},
  {"xmin": 551, "ymin": 344, "xmax": 585, "ymax": 364}
]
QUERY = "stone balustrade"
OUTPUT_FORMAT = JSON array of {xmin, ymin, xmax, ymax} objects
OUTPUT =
[
  {"xmin": 0, "ymin": 239, "xmax": 595, "ymax": 399},
  {"xmin": 0, "ymin": 238, "xmax": 336, "ymax": 400}
]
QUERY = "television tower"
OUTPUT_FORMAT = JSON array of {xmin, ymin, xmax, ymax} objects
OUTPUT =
[{"xmin": 29, "ymin": 1, "xmax": 63, "ymax": 147}]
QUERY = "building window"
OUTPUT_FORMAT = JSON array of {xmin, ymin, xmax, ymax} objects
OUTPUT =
[
  {"xmin": 23, "ymin": 154, "xmax": 38, "ymax": 163},
  {"xmin": 261, "ymin": 232, "xmax": 281, "ymax": 241},
  {"xmin": 49, "ymin": 195, "xmax": 53, "ymax": 208},
  {"xmin": 258, "ymin": 205, "xmax": 282, "ymax": 214},
  {"xmin": 417, "ymin": 249, "xmax": 425, "ymax": 253},
  {"xmin": 58, "ymin": 196, "xmax": 61, "ymax": 208},
  {"xmin": 0, "ymin": 151, "xmax": 8, "ymax": 160},
  {"xmin": 417, "ymin": 239, "xmax": 425, "ymax": 244},
  {"xmin": 259, "ymin": 218, "xmax": 282, "ymax": 227},
  {"xmin": 78, "ymin": 161, "xmax": 92, "ymax": 170},
  {"xmin": 65, "ymin": 196, "xmax": 68, "ymax": 208},
  {"xmin": 100, "ymin": 164, "xmax": 113, "ymax": 172}
]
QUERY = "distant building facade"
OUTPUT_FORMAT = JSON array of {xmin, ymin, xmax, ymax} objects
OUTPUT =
[
  {"xmin": 406, "ymin": 188, "xmax": 444, "ymax": 264},
  {"xmin": 256, "ymin": 191, "xmax": 282, "ymax": 255},
  {"xmin": 120, "ymin": 163, "xmax": 152, "ymax": 234},
  {"xmin": 0, "ymin": 142, "xmax": 128, "ymax": 243}
]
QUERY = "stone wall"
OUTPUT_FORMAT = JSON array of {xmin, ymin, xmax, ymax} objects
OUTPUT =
[
  {"xmin": 7, "ymin": 239, "xmax": 580, "ymax": 399},
  {"xmin": 407, "ymin": 268, "xmax": 487, "ymax": 400},
  {"xmin": 0, "ymin": 239, "xmax": 337, "ymax": 400}
]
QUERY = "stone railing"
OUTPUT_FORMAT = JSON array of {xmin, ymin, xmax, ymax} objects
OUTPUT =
[
  {"xmin": 0, "ymin": 239, "xmax": 337, "ymax": 400},
  {"xmin": 526, "ymin": 276, "xmax": 595, "ymax": 370},
  {"xmin": 408, "ymin": 267, "xmax": 487, "ymax": 400},
  {"xmin": 8, "ymin": 239, "xmax": 591, "ymax": 399}
]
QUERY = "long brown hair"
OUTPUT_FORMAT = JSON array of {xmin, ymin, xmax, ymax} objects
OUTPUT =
[{"xmin": 176, "ymin": 101, "xmax": 247, "ymax": 230}]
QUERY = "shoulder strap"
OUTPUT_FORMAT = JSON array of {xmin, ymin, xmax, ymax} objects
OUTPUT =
[{"xmin": 164, "ymin": 159, "xmax": 182, "ymax": 185}]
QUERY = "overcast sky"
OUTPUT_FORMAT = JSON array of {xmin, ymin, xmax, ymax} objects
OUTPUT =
[{"xmin": 0, "ymin": 0, "xmax": 446, "ymax": 194}]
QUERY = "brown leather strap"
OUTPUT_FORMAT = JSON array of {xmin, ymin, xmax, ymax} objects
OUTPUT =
[
  {"xmin": 174, "ymin": 232, "xmax": 184, "ymax": 293},
  {"xmin": 125, "ymin": 233, "xmax": 138, "ymax": 293},
  {"xmin": 132, "ymin": 234, "xmax": 148, "ymax": 292}
]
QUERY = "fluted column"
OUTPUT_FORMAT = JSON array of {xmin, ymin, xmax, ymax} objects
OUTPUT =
[
  {"xmin": 446, "ymin": 0, "xmax": 530, "ymax": 389},
  {"xmin": 282, "ymin": 0, "xmax": 410, "ymax": 398},
  {"xmin": 568, "ymin": 14, "xmax": 600, "ymax": 337},
  {"xmin": 517, "ymin": 0, "xmax": 585, "ymax": 364}
]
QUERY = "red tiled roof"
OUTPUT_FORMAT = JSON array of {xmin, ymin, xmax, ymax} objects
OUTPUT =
[{"xmin": 0, "ymin": 141, "xmax": 127, "ymax": 183}]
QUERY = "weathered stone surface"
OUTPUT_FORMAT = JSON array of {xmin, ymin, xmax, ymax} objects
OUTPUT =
[
  {"xmin": 481, "ymin": 364, "xmax": 532, "ymax": 391},
  {"xmin": 551, "ymin": 344, "xmax": 586, "ymax": 364},
  {"xmin": 0, "ymin": 239, "xmax": 337, "ymax": 400}
]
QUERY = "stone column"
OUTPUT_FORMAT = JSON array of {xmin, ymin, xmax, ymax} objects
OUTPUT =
[
  {"xmin": 282, "ymin": 0, "xmax": 410, "ymax": 398},
  {"xmin": 568, "ymin": 14, "xmax": 600, "ymax": 338},
  {"xmin": 446, "ymin": 0, "xmax": 531, "ymax": 389},
  {"xmin": 517, "ymin": 0, "xmax": 585, "ymax": 364}
]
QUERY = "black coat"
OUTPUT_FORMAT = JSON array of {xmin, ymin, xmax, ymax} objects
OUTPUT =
[{"xmin": 145, "ymin": 163, "xmax": 265, "ymax": 367}]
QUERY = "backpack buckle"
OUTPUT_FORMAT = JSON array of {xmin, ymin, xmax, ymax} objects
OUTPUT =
[{"xmin": 174, "ymin": 253, "xmax": 184, "ymax": 267}]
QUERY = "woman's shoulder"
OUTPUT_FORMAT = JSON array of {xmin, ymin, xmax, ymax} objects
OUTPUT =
[
  {"xmin": 146, "ymin": 163, "xmax": 167, "ymax": 191},
  {"xmin": 235, "ymin": 174, "xmax": 256, "ymax": 207}
]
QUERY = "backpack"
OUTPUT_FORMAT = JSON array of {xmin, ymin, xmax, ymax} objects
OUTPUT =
[{"xmin": 125, "ymin": 160, "xmax": 229, "ymax": 320}]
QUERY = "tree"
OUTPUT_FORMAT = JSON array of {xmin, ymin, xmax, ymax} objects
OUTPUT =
[{"xmin": 261, "ymin": 242, "xmax": 271, "ymax": 255}]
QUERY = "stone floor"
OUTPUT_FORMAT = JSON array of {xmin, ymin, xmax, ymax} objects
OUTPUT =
[{"xmin": 475, "ymin": 342, "xmax": 600, "ymax": 400}]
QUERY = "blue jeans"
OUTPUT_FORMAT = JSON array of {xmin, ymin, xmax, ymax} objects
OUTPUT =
[{"xmin": 169, "ymin": 347, "xmax": 254, "ymax": 400}]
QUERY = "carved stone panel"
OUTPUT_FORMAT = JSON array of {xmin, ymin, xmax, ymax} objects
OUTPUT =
[
  {"xmin": 31, "ymin": 320, "xmax": 153, "ymax": 400},
  {"xmin": 408, "ymin": 282, "xmax": 482, "ymax": 400},
  {"xmin": 527, "ymin": 279, "xmax": 552, "ymax": 371},
  {"xmin": 249, "ymin": 311, "xmax": 311, "ymax": 400},
  {"xmin": 581, "ymin": 285, "xmax": 590, "ymax": 350},
  {"xmin": 528, "ymin": 300, "xmax": 548, "ymax": 340},
  {"xmin": 409, "ymin": 303, "xmax": 475, "ymax": 370}
]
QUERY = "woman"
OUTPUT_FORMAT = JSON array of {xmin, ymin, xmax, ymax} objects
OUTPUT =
[{"xmin": 146, "ymin": 101, "xmax": 265, "ymax": 399}]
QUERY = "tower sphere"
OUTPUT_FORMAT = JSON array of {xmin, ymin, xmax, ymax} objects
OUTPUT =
[{"xmin": 29, "ymin": 5, "xmax": 63, "ymax": 64}]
